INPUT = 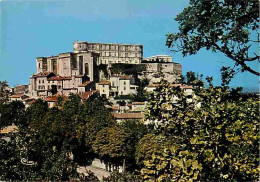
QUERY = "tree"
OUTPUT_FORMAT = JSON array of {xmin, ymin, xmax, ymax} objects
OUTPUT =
[
  {"xmin": 0, "ymin": 101, "xmax": 25, "ymax": 129},
  {"xmin": 93, "ymin": 125, "xmax": 133, "ymax": 165},
  {"xmin": 180, "ymin": 71, "xmax": 204, "ymax": 87},
  {"xmin": 0, "ymin": 80, "xmax": 9, "ymax": 103},
  {"xmin": 143, "ymin": 78, "xmax": 259, "ymax": 181},
  {"xmin": 134, "ymin": 78, "xmax": 150, "ymax": 102},
  {"xmin": 166, "ymin": 0, "xmax": 259, "ymax": 75}
]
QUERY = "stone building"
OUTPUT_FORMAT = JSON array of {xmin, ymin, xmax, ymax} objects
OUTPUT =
[
  {"xmin": 140, "ymin": 62, "xmax": 182, "ymax": 83},
  {"xmin": 143, "ymin": 55, "xmax": 172, "ymax": 63},
  {"xmin": 28, "ymin": 41, "xmax": 182, "ymax": 100},
  {"xmin": 97, "ymin": 75, "xmax": 138, "ymax": 98},
  {"xmin": 14, "ymin": 85, "xmax": 29, "ymax": 95},
  {"xmin": 73, "ymin": 41, "xmax": 143, "ymax": 65},
  {"xmin": 29, "ymin": 51, "xmax": 99, "ymax": 98}
]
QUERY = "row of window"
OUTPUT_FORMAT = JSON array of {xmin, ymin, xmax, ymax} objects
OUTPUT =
[
  {"xmin": 38, "ymin": 85, "xmax": 62, "ymax": 90},
  {"xmin": 101, "ymin": 52, "xmax": 140, "ymax": 58},
  {"xmin": 39, "ymin": 80, "xmax": 62, "ymax": 84},
  {"xmin": 100, "ymin": 59, "xmax": 139, "ymax": 64},
  {"xmin": 87, "ymin": 44, "xmax": 141, "ymax": 51}
]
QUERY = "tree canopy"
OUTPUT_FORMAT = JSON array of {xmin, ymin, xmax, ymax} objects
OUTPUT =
[{"xmin": 166, "ymin": 0, "xmax": 259, "ymax": 75}]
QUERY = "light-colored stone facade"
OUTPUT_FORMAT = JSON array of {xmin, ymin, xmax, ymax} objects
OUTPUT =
[
  {"xmin": 73, "ymin": 41, "xmax": 143, "ymax": 65},
  {"xmin": 143, "ymin": 55, "xmax": 172, "ymax": 63},
  {"xmin": 29, "ymin": 51, "xmax": 99, "ymax": 98},
  {"xmin": 140, "ymin": 62, "xmax": 182, "ymax": 83},
  {"xmin": 28, "ymin": 41, "xmax": 182, "ymax": 102}
]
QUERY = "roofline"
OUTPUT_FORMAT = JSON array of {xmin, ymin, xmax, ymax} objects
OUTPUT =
[{"xmin": 74, "ymin": 41, "xmax": 143, "ymax": 46}]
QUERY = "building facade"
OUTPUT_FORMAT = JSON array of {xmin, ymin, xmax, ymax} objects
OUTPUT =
[
  {"xmin": 143, "ymin": 55, "xmax": 172, "ymax": 63},
  {"xmin": 73, "ymin": 41, "xmax": 143, "ymax": 65},
  {"xmin": 29, "ymin": 51, "xmax": 99, "ymax": 98}
]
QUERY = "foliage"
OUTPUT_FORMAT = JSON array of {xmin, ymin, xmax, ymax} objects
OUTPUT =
[
  {"xmin": 179, "ymin": 71, "xmax": 204, "ymax": 87},
  {"xmin": 93, "ymin": 125, "xmax": 133, "ymax": 164},
  {"xmin": 103, "ymin": 171, "xmax": 142, "ymax": 182},
  {"xmin": 166, "ymin": 0, "xmax": 259, "ymax": 75},
  {"xmin": 142, "ymin": 77, "xmax": 259, "ymax": 181},
  {"xmin": 0, "ymin": 80, "xmax": 9, "ymax": 103},
  {"xmin": 0, "ymin": 94, "xmax": 115, "ymax": 181},
  {"xmin": 0, "ymin": 101, "xmax": 25, "ymax": 129},
  {"xmin": 114, "ymin": 94, "xmax": 135, "ymax": 100},
  {"xmin": 110, "ymin": 63, "xmax": 146, "ymax": 76},
  {"xmin": 97, "ymin": 64, "xmax": 109, "ymax": 78},
  {"xmin": 134, "ymin": 78, "xmax": 150, "ymax": 102}
]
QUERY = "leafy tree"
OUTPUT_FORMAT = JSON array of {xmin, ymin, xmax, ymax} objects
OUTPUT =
[
  {"xmin": 26, "ymin": 99, "xmax": 48, "ymax": 129},
  {"xmin": 110, "ymin": 63, "xmax": 146, "ymax": 76},
  {"xmin": 143, "ymin": 77, "xmax": 259, "ymax": 181},
  {"xmin": 103, "ymin": 171, "xmax": 142, "ymax": 182},
  {"xmin": 166, "ymin": 0, "xmax": 259, "ymax": 75},
  {"xmin": 0, "ymin": 80, "xmax": 9, "ymax": 103},
  {"xmin": 134, "ymin": 78, "xmax": 150, "ymax": 102},
  {"xmin": 0, "ymin": 101, "xmax": 25, "ymax": 129},
  {"xmin": 186, "ymin": 71, "xmax": 196, "ymax": 84},
  {"xmin": 97, "ymin": 64, "xmax": 109, "ymax": 78},
  {"xmin": 93, "ymin": 125, "xmax": 133, "ymax": 165}
]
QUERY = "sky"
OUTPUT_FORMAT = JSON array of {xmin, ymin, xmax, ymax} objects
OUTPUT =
[{"xmin": 0, "ymin": 0, "xmax": 259, "ymax": 92}]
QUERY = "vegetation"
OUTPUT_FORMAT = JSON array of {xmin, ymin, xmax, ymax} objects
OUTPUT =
[
  {"xmin": 179, "ymin": 71, "xmax": 204, "ymax": 89},
  {"xmin": 97, "ymin": 64, "xmax": 109, "ymax": 78},
  {"xmin": 110, "ymin": 63, "xmax": 146, "ymax": 76},
  {"xmin": 0, "ymin": 94, "xmax": 115, "ymax": 181},
  {"xmin": 140, "ymin": 74, "xmax": 259, "ymax": 181},
  {"xmin": 166, "ymin": 0, "xmax": 259, "ymax": 75}
]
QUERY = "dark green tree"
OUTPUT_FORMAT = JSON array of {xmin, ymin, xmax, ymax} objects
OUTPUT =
[
  {"xmin": 166, "ymin": 0, "xmax": 259, "ymax": 75},
  {"xmin": 0, "ymin": 101, "xmax": 25, "ymax": 129}
]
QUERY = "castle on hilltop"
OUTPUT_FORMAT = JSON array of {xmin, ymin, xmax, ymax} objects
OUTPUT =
[{"xmin": 29, "ymin": 41, "xmax": 182, "ymax": 100}]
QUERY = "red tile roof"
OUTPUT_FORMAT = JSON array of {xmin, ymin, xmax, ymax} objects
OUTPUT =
[
  {"xmin": 45, "ymin": 96, "xmax": 58, "ymax": 102},
  {"xmin": 112, "ymin": 113, "xmax": 143, "ymax": 119},
  {"xmin": 78, "ymin": 81, "xmax": 93, "ymax": 87},
  {"xmin": 9, "ymin": 94, "xmax": 25, "ymax": 98},
  {"xmin": 35, "ymin": 72, "xmax": 53, "ymax": 77},
  {"xmin": 80, "ymin": 90, "xmax": 99, "ymax": 100},
  {"xmin": 99, "ymin": 81, "xmax": 110, "ymax": 85},
  {"xmin": 48, "ymin": 76, "xmax": 72, "ymax": 81}
]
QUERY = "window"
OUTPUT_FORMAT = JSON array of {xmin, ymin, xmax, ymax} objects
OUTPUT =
[
  {"xmin": 38, "ymin": 63, "xmax": 41, "ymax": 68},
  {"xmin": 85, "ymin": 63, "xmax": 89, "ymax": 75},
  {"xmin": 124, "ymin": 86, "xmax": 126, "ymax": 90},
  {"xmin": 43, "ymin": 80, "xmax": 44, "ymax": 83},
  {"xmin": 103, "ymin": 85, "xmax": 105, "ymax": 88},
  {"xmin": 124, "ymin": 81, "xmax": 126, "ymax": 85},
  {"xmin": 103, "ymin": 90, "xmax": 105, "ymax": 93},
  {"xmin": 125, "ymin": 53, "xmax": 128, "ymax": 57},
  {"xmin": 79, "ymin": 56, "xmax": 83, "ymax": 75},
  {"xmin": 39, "ymin": 80, "xmax": 40, "ymax": 84}
]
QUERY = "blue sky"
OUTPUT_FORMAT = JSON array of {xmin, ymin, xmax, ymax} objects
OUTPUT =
[{"xmin": 0, "ymin": 0, "xmax": 259, "ymax": 91}]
